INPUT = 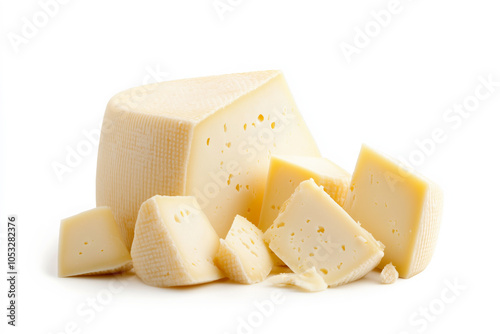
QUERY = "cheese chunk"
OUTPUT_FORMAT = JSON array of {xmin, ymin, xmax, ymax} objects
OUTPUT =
[
  {"xmin": 214, "ymin": 215, "xmax": 273, "ymax": 284},
  {"xmin": 267, "ymin": 267, "xmax": 327, "ymax": 292},
  {"xmin": 343, "ymin": 145, "xmax": 443, "ymax": 279},
  {"xmin": 380, "ymin": 263, "xmax": 399, "ymax": 284},
  {"xmin": 58, "ymin": 207, "xmax": 132, "ymax": 277},
  {"xmin": 131, "ymin": 195, "xmax": 223, "ymax": 287},
  {"xmin": 96, "ymin": 70, "xmax": 320, "ymax": 248},
  {"xmin": 264, "ymin": 179, "xmax": 384, "ymax": 287},
  {"xmin": 258, "ymin": 155, "xmax": 350, "ymax": 232}
]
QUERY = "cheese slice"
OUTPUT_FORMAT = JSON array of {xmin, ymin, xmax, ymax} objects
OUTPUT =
[
  {"xmin": 96, "ymin": 70, "xmax": 320, "ymax": 248},
  {"xmin": 214, "ymin": 215, "xmax": 273, "ymax": 284},
  {"xmin": 264, "ymin": 179, "xmax": 384, "ymax": 287},
  {"xmin": 343, "ymin": 145, "xmax": 443, "ymax": 278},
  {"xmin": 267, "ymin": 267, "xmax": 327, "ymax": 292},
  {"xmin": 131, "ymin": 195, "xmax": 224, "ymax": 287},
  {"xmin": 380, "ymin": 263, "xmax": 399, "ymax": 284},
  {"xmin": 258, "ymin": 155, "xmax": 350, "ymax": 232},
  {"xmin": 58, "ymin": 207, "xmax": 132, "ymax": 277}
]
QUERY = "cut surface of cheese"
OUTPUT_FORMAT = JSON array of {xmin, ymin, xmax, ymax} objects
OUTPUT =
[
  {"xmin": 267, "ymin": 267, "xmax": 327, "ymax": 292},
  {"xmin": 343, "ymin": 145, "xmax": 443, "ymax": 279},
  {"xmin": 264, "ymin": 179, "xmax": 384, "ymax": 287},
  {"xmin": 214, "ymin": 215, "xmax": 273, "ymax": 284},
  {"xmin": 96, "ymin": 70, "xmax": 320, "ymax": 248},
  {"xmin": 258, "ymin": 155, "xmax": 350, "ymax": 232},
  {"xmin": 131, "ymin": 196, "xmax": 224, "ymax": 287},
  {"xmin": 58, "ymin": 207, "xmax": 132, "ymax": 277},
  {"xmin": 380, "ymin": 263, "xmax": 399, "ymax": 284}
]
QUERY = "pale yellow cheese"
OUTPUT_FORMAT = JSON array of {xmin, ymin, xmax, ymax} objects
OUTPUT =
[
  {"xmin": 380, "ymin": 263, "xmax": 399, "ymax": 284},
  {"xmin": 131, "ymin": 195, "xmax": 224, "ymax": 287},
  {"xmin": 343, "ymin": 145, "xmax": 443, "ymax": 279},
  {"xmin": 267, "ymin": 267, "xmax": 327, "ymax": 292},
  {"xmin": 58, "ymin": 207, "xmax": 132, "ymax": 277},
  {"xmin": 264, "ymin": 179, "xmax": 384, "ymax": 287},
  {"xmin": 96, "ymin": 70, "xmax": 320, "ymax": 249},
  {"xmin": 258, "ymin": 155, "xmax": 350, "ymax": 232},
  {"xmin": 214, "ymin": 215, "xmax": 273, "ymax": 284}
]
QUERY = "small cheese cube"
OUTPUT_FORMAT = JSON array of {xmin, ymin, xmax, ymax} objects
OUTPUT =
[
  {"xmin": 131, "ymin": 196, "xmax": 223, "ymax": 287},
  {"xmin": 258, "ymin": 155, "xmax": 350, "ymax": 232},
  {"xmin": 264, "ymin": 179, "xmax": 384, "ymax": 287},
  {"xmin": 267, "ymin": 267, "xmax": 327, "ymax": 292},
  {"xmin": 214, "ymin": 215, "xmax": 273, "ymax": 284},
  {"xmin": 380, "ymin": 263, "xmax": 399, "ymax": 284},
  {"xmin": 58, "ymin": 207, "xmax": 132, "ymax": 277},
  {"xmin": 343, "ymin": 145, "xmax": 443, "ymax": 278}
]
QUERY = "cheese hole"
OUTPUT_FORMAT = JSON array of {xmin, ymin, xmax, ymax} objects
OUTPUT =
[
  {"xmin": 79, "ymin": 252, "xmax": 82, "ymax": 255},
  {"xmin": 306, "ymin": 219, "xmax": 310, "ymax": 223},
  {"xmin": 250, "ymin": 239, "xmax": 255, "ymax": 245},
  {"xmin": 342, "ymin": 245, "xmax": 346, "ymax": 251},
  {"xmin": 84, "ymin": 242, "xmax": 88, "ymax": 245},
  {"xmin": 250, "ymin": 250, "xmax": 258, "ymax": 257},
  {"xmin": 242, "ymin": 242, "xmax": 251, "ymax": 250},
  {"xmin": 206, "ymin": 138, "xmax": 210, "ymax": 146},
  {"xmin": 236, "ymin": 184, "xmax": 240, "ymax": 191},
  {"xmin": 226, "ymin": 142, "xmax": 231, "ymax": 148},
  {"xmin": 174, "ymin": 215, "xmax": 180, "ymax": 223},
  {"xmin": 317, "ymin": 226, "xmax": 325, "ymax": 233},
  {"xmin": 246, "ymin": 185, "xmax": 249, "ymax": 190},
  {"xmin": 276, "ymin": 222, "xmax": 285, "ymax": 228},
  {"xmin": 271, "ymin": 122, "xmax": 276, "ymax": 129},
  {"xmin": 309, "ymin": 253, "xmax": 314, "ymax": 257},
  {"xmin": 337, "ymin": 263, "xmax": 343, "ymax": 270},
  {"xmin": 101, "ymin": 249, "xmax": 104, "ymax": 252},
  {"xmin": 252, "ymin": 122, "xmax": 256, "ymax": 127},
  {"xmin": 243, "ymin": 123, "xmax": 247, "ymax": 130},
  {"xmin": 290, "ymin": 232, "xmax": 295, "ymax": 236},
  {"xmin": 320, "ymin": 268, "xmax": 328, "ymax": 275},
  {"xmin": 224, "ymin": 123, "xmax": 227, "ymax": 132},
  {"xmin": 258, "ymin": 114, "xmax": 264, "ymax": 122}
]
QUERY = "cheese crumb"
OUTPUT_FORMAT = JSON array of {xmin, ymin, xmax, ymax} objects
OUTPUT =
[{"xmin": 380, "ymin": 263, "xmax": 399, "ymax": 284}]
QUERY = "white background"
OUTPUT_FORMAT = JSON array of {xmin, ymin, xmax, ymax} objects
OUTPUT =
[{"xmin": 1, "ymin": 0, "xmax": 499, "ymax": 333}]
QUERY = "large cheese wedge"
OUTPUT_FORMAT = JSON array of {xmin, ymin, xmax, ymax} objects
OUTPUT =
[
  {"xmin": 214, "ymin": 215, "xmax": 273, "ymax": 284},
  {"xmin": 258, "ymin": 155, "xmax": 350, "ymax": 232},
  {"xmin": 58, "ymin": 207, "xmax": 132, "ymax": 277},
  {"xmin": 264, "ymin": 179, "xmax": 384, "ymax": 287},
  {"xmin": 96, "ymin": 70, "xmax": 320, "ymax": 248},
  {"xmin": 131, "ymin": 195, "xmax": 224, "ymax": 287},
  {"xmin": 343, "ymin": 145, "xmax": 443, "ymax": 278}
]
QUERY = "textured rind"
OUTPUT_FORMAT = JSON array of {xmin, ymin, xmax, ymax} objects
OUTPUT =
[
  {"xmin": 214, "ymin": 239, "xmax": 253, "ymax": 284},
  {"xmin": 329, "ymin": 249, "xmax": 384, "ymax": 287},
  {"xmin": 267, "ymin": 267, "xmax": 327, "ymax": 292},
  {"xmin": 80, "ymin": 262, "xmax": 133, "ymax": 276},
  {"xmin": 97, "ymin": 109, "xmax": 193, "ymax": 249},
  {"xmin": 319, "ymin": 174, "xmax": 351, "ymax": 208},
  {"xmin": 406, "ymin": 183, "xmax": 444, "ymax": 278},
  {"xmin": 380, "ymin": 263, "xmax": 399, "ymax": 284},
  {"xmin": 131, "ymin": 197, "xmax": 199, "ymax": 287},
  {"xmin": 214, "ymin": 216, "xmax": 273, "ymax": 284}
]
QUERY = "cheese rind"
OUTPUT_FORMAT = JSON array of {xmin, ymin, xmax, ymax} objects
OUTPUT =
[
  {"xmin": 258, "ymin": 155, "xmax": 351, "ymax": 232},
  {"xmin": 214, "ymin": 215, "xmax": 273, "ymax": 284},
  {"xmin": 131, "ymin": 196, "xmax": 224, "ymax": 287},
  {"xmin": 380, "ymin": 263, "xmax": 399, "ymax": 284},
  {"xmin": 264, "ymin": 179, "xmax": 384, "ymax": 287},
  {"xmin": 58, "ymin": 207, "xmax": 132, "ymax": 277},
  {"xmin": 96, "ymin": 70, "xmax": 320, "ymax": 248},
  {"xmin": 267, "ymin": 267, "xmax": 327, "ymax": 292},
  {"xmin": 343, "ymin": 145, "xmax": 443, "ymax": 279}
]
